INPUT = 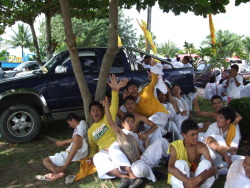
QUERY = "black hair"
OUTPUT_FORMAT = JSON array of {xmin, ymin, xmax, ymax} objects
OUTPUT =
[
  {"xmin": 67, "ymin": 113, "xmax": 80, "ymax": 121},
  {"xmin": 219, "ymin": 78, "xmax": 225, "ymax": 84},
  {"xmin": 181, "ymin": 119, "xmax": 199, "ymax": 134},
  {"xmin": 218, "ymin": 107, "xmax": 236, "ymax": 123},
  {"xmin": 122, "ymin": 113, "xmax": 135, "ymax": 123},
  {"xmin": 127, "ymin": 81, "xmax": 138, "ymax": 89},
  {"xmin": 183, "ymin": 56, "xmax": 190, "ymax": 62},
  {"xmin": 144, "ymin": 55, "xmax": 151, "ymax": 59},
  {"xmin": 171, "ymin": 84, "xmax": 180, "ymax": 91},
  {"xmin": 89, "ymin": 101, "xmax": 104, "ymax": 113},
  {"xmin": 176, "ymin": 57, "xmax": 180, "ymax": 61},
  {"xmin": 211, "ymin": 95, "xmax": 222, "ymax": 103},
  {"xmin": 209, "ymin": 75, "xmax": 216, "ymax": 83},
  {"xmin": 231, "ymin": 64, "xmax": 239, "ymax": 72},
  {"xmin": 124, "ymin": 95, "xmax": 136, "ymax": 102},
  {"xmin": 247, "ymin": 150, "xmax": 250, "ymax": 157}
]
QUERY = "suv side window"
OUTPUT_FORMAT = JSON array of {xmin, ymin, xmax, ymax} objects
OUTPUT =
[
  {"xmin": 110, "ymin": 53, "xmax": 124, "ymax": 74},
  {"xmin": 63, "ymin": 56, "xmax": 98, "ymax": 73}
]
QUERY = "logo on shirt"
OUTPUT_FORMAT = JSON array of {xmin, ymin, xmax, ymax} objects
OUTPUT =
[
  {"xmin": 179, "ymin": 70, "xmax": 191, "ymax": 74},
  {"xmin": 92, "ymin": 123, "xmax": 109, "ymax": 141}
]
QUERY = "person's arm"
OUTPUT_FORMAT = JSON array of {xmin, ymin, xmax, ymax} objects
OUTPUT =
[
  {"xmin": 193, "ymin": 97, "xmax": 213, "ymax": 117},
  {"xmin": 55, "ymin": 135, "xmax": 83, "ymax": 172},
  {"xmin": 233, "ymin": 75, "xmax": 241, "ymax": 87},
  {"xmin": 102, "ymin": 96, "xmax": 123, "ymax": 136},
  {"xmin": 168, "ymin": 145, "xmax": 190, "ymax": 183},
  {"xmin": 107, "ymin": 75, "xmax": 128, "ymax": 119},
  {"xmin": 233, "ymin": 112, "xmax": 242, "ymax": 125},
  {"xmin": 137, "ymin": 115, "xmax": 157, "ymax": 139},
  {"xmin": 55, "ymin": 138, "xmax": 74, "ymax": 147}
]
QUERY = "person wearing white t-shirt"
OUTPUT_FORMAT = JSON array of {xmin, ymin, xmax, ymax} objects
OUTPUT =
[
  {"xmin": 225, "ymin": 64, "xmax": 243, "ymax": 103},
  {"xmin": 203, "ymin": 107, "xmax": 242, "ymax": 175},
  {"xmin": 172, "ymin": 57, "xmax": 183, "ymax": 68},
  {"xmin": 224, "ymin": 150, "xmax": 250, "ymax": 188},
  {"xmin": 240, "ymin": 83, "xmax": 250, "ymax": 98},
  {"xmin": 37, "ymin": 113, "xmax": 88, "ymax": 181},
  {"xmin": 182, "ymin": 56, "xmax": 193, "ymax": 68}
]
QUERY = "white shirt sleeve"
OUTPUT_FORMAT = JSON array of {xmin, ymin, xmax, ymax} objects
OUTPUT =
[{"xmin": 203, "ymin": 122, "xmax": 219, "ymax": 142}]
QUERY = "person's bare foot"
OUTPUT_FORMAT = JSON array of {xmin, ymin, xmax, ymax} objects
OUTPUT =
[{"xmin": 46, "ymin": 172, "xmax": 65, "ymax": 181}]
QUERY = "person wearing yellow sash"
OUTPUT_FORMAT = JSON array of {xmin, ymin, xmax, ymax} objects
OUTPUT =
[
  {"xmin": 168, "ymin": 119, "xmax": 217, "ymax": 188},
  {"xmin": 204, "ymin": 107, "xmax": 242, "ymax": 175}
]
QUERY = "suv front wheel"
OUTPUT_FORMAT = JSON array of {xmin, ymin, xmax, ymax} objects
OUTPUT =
[{"xmin": 0, "ymin": 104, "xmax": 42, "ymax": 143}]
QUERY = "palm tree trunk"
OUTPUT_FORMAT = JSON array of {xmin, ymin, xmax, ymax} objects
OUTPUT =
[{"xmin": 29, "ymin": 22, "xmax": 43, "ymax": 65}]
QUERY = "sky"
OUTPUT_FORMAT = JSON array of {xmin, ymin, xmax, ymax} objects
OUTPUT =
[
  {"xmin": 123, "ymin": 1, "xmax": 250, "ymax": 49},
  {"xmin": 1, "ymin": 1, "xmax": 250, "ymax": 57}
]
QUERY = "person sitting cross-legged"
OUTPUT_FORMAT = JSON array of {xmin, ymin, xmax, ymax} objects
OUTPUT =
[
  {"xmin": 37, "ymin": 113, "xmax": 88, "ymax": 181},
  {"xmin": 224, "ymin": 149, "xmax": 250, "ymax": 188},
  {"xmin": 203, "ymin": 107, "xmax": 242, "ymax": 175},
  {"xmin": 167, "ymin": 119, "xmax": 217, "ymax": 188}
]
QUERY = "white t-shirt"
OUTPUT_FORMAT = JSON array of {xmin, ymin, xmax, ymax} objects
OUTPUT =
[
  {"xmin": 182, "ymin": 63, "xmax": 192, "ymax": 68},
  {"xmin": 203, "ymin": 122, "xmax": 241, "ymax": 148},
  {"xmin": 240, "ymin": 83, "xmax": 250, "ymax": 98},
  {"xmin": 224, "ymin": 159, "xmax": 250, "ymax": 188},
  {"xmin": 172, "ymin": 61, "xmax": 183, "ymax": 68},
  {"xmin": 204, "ymin": 83, "xmax": 217, "ymax": 100},
  {"xmin": 226, "ymin": 75, "xmax": 243, "ymax": 98},
  {"xmin": 66, "ymin": 120, "xmax": 88, "ymax": 160}
]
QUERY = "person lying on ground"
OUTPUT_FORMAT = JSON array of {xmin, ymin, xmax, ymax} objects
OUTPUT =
[
  {"xmin": 194, "ymin": 95, "xmax": 242, "ymax": 132},
  {"xmin": 224, "ymin": 149, "xmax": 250, "ymax": 188},
  {"xmin": 203, "ymin": 107, "xmax": 242, "ymax": 175},
  {"xmin": 37, "ymin": 113, "xmax": 88, "ymax": 181},
  {"xmin": 167, "ymin": 119, "xmax": 217, "ymax": 188},
  {"xmin": 127, "ymin": 59, "xmax": 169, "ymax": 136},
  {"xmin": 117, "ymin": 95, "xmax": 160, "ymax": 144}
]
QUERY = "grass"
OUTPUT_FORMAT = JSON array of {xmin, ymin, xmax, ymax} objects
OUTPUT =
[{"xmin": 0, "ymin": 96, "xmax": 248, "ymax": 188}]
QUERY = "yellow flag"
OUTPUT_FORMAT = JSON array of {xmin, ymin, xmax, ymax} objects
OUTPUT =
[
  {"xmin": 118, "ymin": 35, "xmax": 123, "ymax": 47},
  {"xmin": 137, "ymin": 19, "xmax": 157, "ymax": 53},
  {"xmin": 209, "ymin": 14, "xmax": 216, "ymax": 45}
]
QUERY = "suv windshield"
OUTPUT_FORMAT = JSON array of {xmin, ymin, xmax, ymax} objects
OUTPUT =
[{"xmin": 42, "ymin": 51, "xmax": 68, "ymax": 73}]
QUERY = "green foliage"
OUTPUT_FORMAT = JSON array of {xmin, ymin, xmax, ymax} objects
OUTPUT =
[
  {"xmin": 0, "ymin": 49, "xmax": 9, "ymax": 60},
  {"xmin": 157, "ymin": 40, "xmax": 180, "ymax": 57},
  {"xmin": 183, "ymin": 41, "xmax": 196, "ymax": 54},
  {"xmin": 229, "ymin": 97, "xmax": 250, "ymax": 138},
  {"xmin": 5, "ymin": 23, "xmax": 33, "ymax": 58}
]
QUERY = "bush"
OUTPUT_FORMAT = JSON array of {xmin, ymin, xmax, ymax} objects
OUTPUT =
[{"xmin": 229, "ymin": 97, "xmax": 250, "ymax": 139}]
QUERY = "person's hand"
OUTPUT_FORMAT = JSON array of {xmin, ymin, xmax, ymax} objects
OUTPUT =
[
  {"xmin": 55, "ymin": 140, "xmax": 65, "ymax": 147},
  {"xmin": 100, "ymin": 96, "xmax": 109, "ymax": 108},
  {"xmin": 147, "ymin": 71, "xmax": 152, "ymax": 80},
  {"xmin": 138, "ymin": 132, "xmax": 148, "ymax": 140},
  {"xmin": 107, "ymin": 74, "xmax": 118, "ymax": 91},
  {"xmin": 86, "ymin": 157, "xmax": 93, "ymax": 164},
  {"xmin": 224, "ymin": 154, "xmax": 232, "ymax": 168},
  {"xmin": 117, "ymin": 78, "xmax": 128, "ymax": 91},
  {"xmin": 181, "ymin": 110, "xmax": 187, "ymax": 116},
  {"xmin": 185, "ymin": 176, "xmax": 202, "ymax": 187}
]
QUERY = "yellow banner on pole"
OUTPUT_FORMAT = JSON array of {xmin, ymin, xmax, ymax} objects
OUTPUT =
[{"xmin": 137, "ymin": 19, "xmax": 157, "ymax": 53}]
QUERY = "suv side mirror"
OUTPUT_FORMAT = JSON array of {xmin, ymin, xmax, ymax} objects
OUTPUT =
[{"xmin": 55, "ymin": 65, "xmax": 67, "ymax": 73}]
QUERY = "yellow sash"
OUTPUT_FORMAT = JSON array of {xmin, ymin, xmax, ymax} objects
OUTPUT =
[
  {"xmin": 167, "ymin": 140, "xmax": 190, "ymax": 184},
  {"xmin": 226, "ymin": 124, "xmax": 236, "ymax": 146}
]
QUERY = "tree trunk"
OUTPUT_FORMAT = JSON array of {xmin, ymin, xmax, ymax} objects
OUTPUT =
[
  {"xmin": 95, "ymin": 0, "xmax": 119, "ymax": 101},
  {"xmin": 29, "ymin": 22, "xmax": 43, "ymax": 65},
  {"xmin": 59, "ymin": 0, "xmax": 92, "ymax": 124},
  {"xmin": 45, "ymin": 11, "xmax": 53, "ymax": 61}
]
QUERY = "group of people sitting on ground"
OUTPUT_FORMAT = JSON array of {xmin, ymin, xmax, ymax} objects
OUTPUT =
[{"xmin": 36, "ymin": 57, "xmax": 249, "ymax": 188}]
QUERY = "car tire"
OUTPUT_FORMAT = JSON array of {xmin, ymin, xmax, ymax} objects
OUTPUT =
[{"xmin": 0, "ymin": 104, "xmax": 42, "ymax": 143}]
